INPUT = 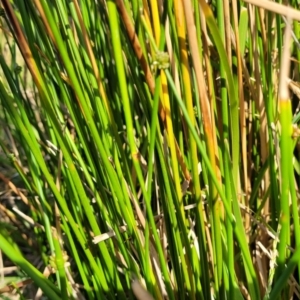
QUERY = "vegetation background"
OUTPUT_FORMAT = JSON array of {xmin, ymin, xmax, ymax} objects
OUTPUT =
[{"xmin": 0, "ymin": 0, "xmax": 300, "ymax": 299}]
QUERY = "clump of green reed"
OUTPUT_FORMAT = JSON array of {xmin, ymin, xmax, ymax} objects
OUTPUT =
[{"xmin": 1, "ymin": 0, "xmax": 300, "ymax": 299}]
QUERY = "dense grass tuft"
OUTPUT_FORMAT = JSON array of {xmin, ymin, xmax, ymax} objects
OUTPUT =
[{"xmin": 1, "ymin": 0, "xmax": 300, "ymax": 299}]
